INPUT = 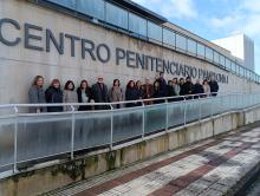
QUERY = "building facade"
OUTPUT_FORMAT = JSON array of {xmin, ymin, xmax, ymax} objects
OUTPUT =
[{"xmin": 0, "ymin": 0, "xmax": 260, "ymax": 104}]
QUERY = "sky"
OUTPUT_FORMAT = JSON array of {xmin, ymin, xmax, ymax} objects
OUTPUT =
[{"xmin": 132, "ymin": 0, "xmax": 260, "ymax": 74}]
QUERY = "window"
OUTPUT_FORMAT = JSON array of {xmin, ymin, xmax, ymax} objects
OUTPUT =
[
  {"xmin": 197, "ymin": 43, "xmax": 205, "ymax": 58},
  {"xmin": 176, "ymin": 34, "xmax": 187, "ymax": 51},
  {"xmin": 220, "ymin": 55, "xmax": 225, "ymax": 67},
  {"xmin": 46, "ymin": 0, "xmax": 76, "ymax": 9},
  {"xmin": 106, "ymin": 3, "xmax": 128, "ymax": 29},
  {"xmin": 226, "ymin": 58, "xmax": 231, "ymax": 70},
  {"xmin": 205, "ymin": 47, "xmax": 213, "ymax": 61},
  {"xmin": 213, "ymin": 51, "xmax": 219, "ymax": 64},
  {"xmin": 77, "ymin": 0, "xmax": 105, "ymax": 20},
  {"xmin": 148, "ymin": 22, "xmax": 162, "ymax": 41},
  {"xmin": 187, "ymin": 39, "xmax": 196, "ymax": 54},
  {"xmin": 129, "ymin": 13, "xmax": 147, "ymax": 36},
  {"xmin": 231, "ymin": 62, "xmax": 236, "ymax": 73},
  {"xmin": 163, "ymin": 28, "xmax": 175, "ymax": 47}
]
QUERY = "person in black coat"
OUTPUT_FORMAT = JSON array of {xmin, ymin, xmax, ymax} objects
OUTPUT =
[
  {"xmin": 77, "ymin": 80, "xmax": 93, "ymax": 111},
  {"xmin": 181, "ymin": 77, "xmax": 194, "ymax": 98},
  {"xmin": 45, "ymin": 79, "xmax": 63, "ymax": 112},
  {"xmin": 91, "ymin": 77, "xmax": 109, "ymax": 110},
  {"xmin": 179, "ymin": 78, "xmax": 185, "ymax": 96},
  {"xmin": 125, "ymin": 80, "xmax": 139, "ymax": 107},
  {"xmin": 156, "ymin": 72, "xmax": 168, "ymax": 97},
  {"xmin": 208, "ymin": 77, "xmax": 219, "ymax": 96},
  {"xmin": 136, "ymin": 80, "xmax": 144, "ymax": 106},
  {"xmin": 193, "ymin": 79, "xmax": 204, "ymax": 99},
  {"xmin": 167, "ymin": 80, "xmax": 177, "ymax": 102},
  {"xmin": 153, "ymin": 80, "xmax": 165, "ymax": 104}
]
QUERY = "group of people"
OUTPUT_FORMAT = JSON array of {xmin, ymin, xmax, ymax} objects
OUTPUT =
[{"xmin": 28, "ymin": 73, "xmax": 219, "ymax": 112}]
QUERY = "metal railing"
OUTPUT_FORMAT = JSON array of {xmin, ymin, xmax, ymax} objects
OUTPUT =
[{"xmin": 1, "ymin": 92, "xmax": 260, "ymax": 176}]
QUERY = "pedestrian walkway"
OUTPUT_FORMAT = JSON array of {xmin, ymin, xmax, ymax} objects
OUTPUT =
[{"xmin": 43, "ymin": 127, "xmax": 260, "ymax": 196}]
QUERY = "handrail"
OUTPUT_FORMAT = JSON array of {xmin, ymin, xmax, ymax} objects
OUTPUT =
[{"xmin": 0, "ymin": 92, "xmax": 253, "ymax": 109}]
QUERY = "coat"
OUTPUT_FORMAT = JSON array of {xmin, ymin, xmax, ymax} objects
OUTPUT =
[
  {"xmin": 109, "ymin": 86, "xmax": 124, "ymax": 108},
  {"xmin": 156, "ymin": 78, "xmax": 168, "ymax": 97},
  {"xmin": 193, "ymin": 83, "xmax": 204, "ymax": 98},
  {"xmin": 181, "ymin": 82, "xmax": 194, "ymax": 96},
  {"xmin": 91, "ymin": 83, "xmax": 109, "ymax": 110},
  {"xmin": 63, "ymin": 90, "xmax": 78, "ymax": 111},
  {"xmin": 28, "ymin": 85, "xmax": 47, "ymax": 113},
  {"xmin": 77, "ymin": 87, "xmax": 93, "ymax": 111},
  {"xmin": 203, "ymin": 84, "xmax": 211, "ymax": 96},
  {"xmin": 45, "ymin": 86, "xmax": 63, "ymax": 112},
  {"xmin": 125, "ymin": 87, "xmax": 139, "ymax": 107},
  {"xmin": 208, "ymin": 80, "xmax": 219, "ymax": 96}
]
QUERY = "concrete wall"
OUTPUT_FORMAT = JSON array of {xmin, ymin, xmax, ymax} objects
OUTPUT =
[
  {"xmin": 0, "ymin": 0, "xmax": 260, "ymax": 104},
  {"xmin": 1, "ymin": 104, "xmax": 260, "ymax": 196}
]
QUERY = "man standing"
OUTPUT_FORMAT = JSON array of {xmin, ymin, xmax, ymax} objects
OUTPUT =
[
  {"xmin": 156, "ymin": 72, "xmax": 167, "ymax": 97},
  {"xmin": 182, "ymin": 76, "xmax": 194, "ymax": 96},
  {"xmin": 208, "ymin": 76, "xmax": 219, "ymax": 96},
  {"xmin": 92, "ymin": 76, "xmax": 109, "ymax": 109}
]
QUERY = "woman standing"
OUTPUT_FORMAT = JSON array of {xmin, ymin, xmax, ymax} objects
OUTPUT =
[
  {"xmin": 77, "ymin": 80, "xmax": 93, "ymax": 111},
  {"xmin": 153, "ymin": 80, "xmax": 164, "ymax": 104},
  {"xmin": 109, "ymin": 79, "xmax": 124, "ymax": 109},
  {"xmin": 63, "ymin": 80, "xmax": 78, "ymax": 111},
  {"xmin": 28, "ymin": 75, "xmax": 46, "ymax": 113},
  {"xmin": 173, "ymin": 78, "xmax": 180, "ymax": 96},
  {"xmin": 203, "ymin": 79, "xmax": 211, "ymax": 97},
  {"xmin": 125, "ymin": 80, "xmax": 138, "ymax": 107},
  {"xmin": 45, "ymin": 79, "xmax": 63, "ymax": 112},
  {"xmin": 136, "ymin": 80, "xmax": 144, "ymax": 106}
]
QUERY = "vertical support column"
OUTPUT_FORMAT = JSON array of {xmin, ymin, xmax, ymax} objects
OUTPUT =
[
  {"xmin": 142, "ymin": 101, "xmax": 145, "ymax": 140},
  {"xmin": 183, "ymin": 98, "xmax": 187, "ymax": 125},
  {"xmin": 165, "ymin": 99, "xmax": 169, "ymax": 132},
  {"xmin": 198, "ymin": 97, "xmax": 202, "ymax": 121},
  {"xmin": 70, "ymin": 105, "xmax": 75, "ymax": 160},
  {"xmin": 110, "ymin": 104, "xmax": 114, "ymax": 149},
  {"xmin": 13, "ymin": 106, "xmax": 18, "ymax": 173}
]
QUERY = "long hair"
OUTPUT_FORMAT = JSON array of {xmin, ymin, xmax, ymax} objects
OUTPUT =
[
  {"xmin": 79, "ymin": 80, "xmax": 89, "ymax": 89},
  {"xmin": 113, "ymin": 79, "xmax": 120, "ymax": 87},
  {"xmin": 64, "ymin": 80, "xmax": 75, "ymax": 91},
  {"xmin": 32, "ymin": 75, "xmax": 44, "ymax": 87},
  {"xmin": 127, "ymin": 80, "xmax": 135, "ymax": 89},
  {"xmin": 51, "ymin": 79, "xmax": 60, "ymax": 87}
]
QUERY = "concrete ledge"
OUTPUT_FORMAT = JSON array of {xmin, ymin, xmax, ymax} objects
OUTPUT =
[{"xmin": 1, "ymin": 105, "xmax": 260, "ymax": 196}]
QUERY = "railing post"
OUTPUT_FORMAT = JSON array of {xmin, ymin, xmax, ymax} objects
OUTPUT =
[
  {"xmin": 210, "ymin": 97, "xmax": 214, "ymax": 117},
  {"xmin": 110, "ymin": 104, "xmax": 114, "ymax": 149},
  {"xmin": 70, "ymin": 105, "xmax": 75, "ymax": 160},
  {"xmin": 198, "ymin": 96, "xmax": 202, "ymax": 121},
  {"xmin": 165, "ymin": 99, "xmax": 169, "ymax": 132},
  {"xmin": 142, "ymin": 101, "xmax": 145, "ymax": 140},
  {"xmin": 13, "ymin": 106, "xmax": 18, "ymax": 173},
  {"xmin": 183, "ymin": 97, "xmax": 187, "ymax": 125}
]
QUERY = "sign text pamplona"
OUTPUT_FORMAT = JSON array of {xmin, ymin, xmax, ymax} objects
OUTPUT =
[{"xmin": 0, "ymin": 18, "xmax": 228, "ymax": 83}]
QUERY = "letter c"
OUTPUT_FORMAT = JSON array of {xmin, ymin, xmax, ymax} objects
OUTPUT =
[{"xmin": 0, "ymin": 18, "xmax": 21, "ymax": 46}]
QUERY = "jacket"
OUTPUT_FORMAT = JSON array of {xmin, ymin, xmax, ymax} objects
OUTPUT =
[
  {"xmin": 77, "ymin": 87, "xmax": 93, "ymax": 111},
  {"xmin": 45, "ymin": 86, "xmax": 63, "ymax": 112},
  {"xmin": 28, "ymin": 85, "xmax": 47, "ymax": 113}
]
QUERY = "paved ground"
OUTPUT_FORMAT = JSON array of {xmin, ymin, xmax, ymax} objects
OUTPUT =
[{"xmin": 44, "ymin": 127, "xmax": 260, "ymax": 196}]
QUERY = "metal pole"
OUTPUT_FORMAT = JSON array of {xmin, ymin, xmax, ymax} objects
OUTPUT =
[
  {"xmin": 142, "ymin": 101, "xmax": 145, "ymax": 140},
  {"xmin": 13, "ymin": 106, "xmax": 18, "ymax": 173},
  {"xmin": 210, "ymin": 97, "xmax": 214, "ymax": 117},
  {"xmin": 198, "ymin": 97, "xmax": 202, "ymax": 121},
  {"xmin": 165, "ymin": 99, "xmax": 169, "ymax": 132},
  {"xmin": 70, "ymin": 105, "xmax": 75, "ymax": 160},
  {"xmin": 110, "ymin": 104, "xmax": 114, "ymax": 149},
  {"xmin": 183, "ymin": 98, "xmax": 187, "ymax": 125}
]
